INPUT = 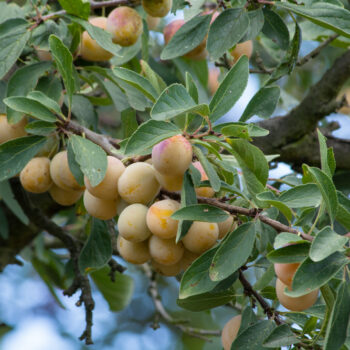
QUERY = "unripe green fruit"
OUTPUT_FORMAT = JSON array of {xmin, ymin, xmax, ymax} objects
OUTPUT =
[
  {"xmin": 106, "ymin": 7, "xmax": 143, "ymax": 47},
  {"xmin": 275, "ymin": 278, "xmax": 319, "ymax": 311},
  {"xmin": 118, "ymin": 203, "xmax": 152, "ymax": 242},
  {"xmin": 0, "ymin": 114, "xmax": 27, "ymax": 144},
  {"xmin": 118, "ymin": 162, "xmax": 160, "ymax": 204},
  {"xmin": 142, "ymin": 0, "xmax": 172, "ymax": 18},
  {"xmin": 152, "ymin": 135, "xmax": 193, "ymax": 176},
  {"xmin": 20, "ymin": 157, "xmax": 52, "ymax": 193},
  {"xmin": 84, "ymin": 156, "xmax": 125, "ymax": 200},
  {"xmin": 221, "ymin": 315, "xmax": 242, "ymax": 350},
  {"xmin": 146, "ymin": 199, "xmax": 180, "ymax": 239},
  {"xmin": 49, "ymin": 184, "xmax": 83, "ymax": 206},
  {"xmin": 182, "ymin": 221, "xmax": 219, "ymax": 254},
  {"xmin": 117, "ymin": 236, "xmax": 151, "ymax": 264},
  {"xmin": 50, "ymin": 151, "xmax": 84, "ymax": 191},
  {"xmin": 83, "ymin": 190, "xmax": 118, "ymax": 220},
  {"xmin": 149, "ymin": 235, "xmax": 184, "ymax": 265},
  {"xmin": 80, "ymin": 17, "xmax": 114, "ymax": 61}
]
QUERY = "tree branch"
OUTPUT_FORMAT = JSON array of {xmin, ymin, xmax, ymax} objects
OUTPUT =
[
  {"xmin": 254, "ymin": 49, "xmax": 350, "ymax": 170},
  {"xmin": 160, "ymin": 190, "xmax": 314, "ymax": 242}
]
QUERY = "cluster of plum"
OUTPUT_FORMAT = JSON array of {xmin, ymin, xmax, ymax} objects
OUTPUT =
[{"xmin": 0, "ymin": 120, "xmax": 235, "ymax": 276}]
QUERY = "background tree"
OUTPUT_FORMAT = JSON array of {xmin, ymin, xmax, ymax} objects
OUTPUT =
[{"xmin": 0, "ymin": 0, "xmax": 350, "ymax": 349}]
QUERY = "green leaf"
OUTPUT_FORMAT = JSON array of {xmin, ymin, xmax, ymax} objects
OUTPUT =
[
  {"xmin": 231, "ymin": 320, "xmax": 276, "ymax": 350},
  {"xmin": 307, "ymin": 166, "xmax": 338, "ymax": 223},
  {"xmin": 124, "ymin": 120, "xmax": 181, "ymax": 156},
  {"xmin": 0, "ymin": 180, "xmax": 28, "ymax": 225},
  {"xmin": 140, "ymin": 59, "xmax": 167, "ymax": 95},
  {"xmin": 221, "ymin": 124, "xmax": 250, "ymax": 139},
  {"xmin": 262, "ymin": 9, "xmax": 290, "ymax": 50},
  {"xmin": 324, "ymin": 281, "xmax": 350, "ymax": 350},
  {"xmin": 309, "ymin": 226, "xmax": 348, "ymax": 262},
  {"xmin": 288, "ymin": 252, "xmax": 349, "ymax": 297},
  {"xmin": 336, "ymin": 191, "xmax": 350, "ymax": 231},
  {"xmin": 0, "ymin": 136, "xmax": 46, "ymax": 181},
  {"xmin": 69, "ymin": 135, "xmax": 107, "ymax": 187},
  {"xmin": 36, "ymin": 76, "xmax": 63, "ymax": 103},
  {"xmin": 172, "ymin": 204, "xmax": 229, "ymax": 222},
  {"xmin": 121, "ymin": 108, "xmax": 138, "ymax": 139},
  {"xmin": 79, "ymin": 219, "xmax": 112, "ymax": 272},
  {"xmin": 273, "ymin": 232, "xmax": 305, "ymax": 249},
  {"xmin": 239, "ymin": 306, "xmax": 258, "ymax": 335},
  {"xmin": 3, "ymin": 96, "xmax": 56, "ymax": 122},
  {"xmin": 58, "ymin": 0, "xmax": 90, "ymax": 20},
  {"xmin": 317, "ymin": 129, "xmax": 334, "ymax": 178},
  {"xmin": 242, "ymin": 9, "xmax": 264, "ymax": 41},
  {"xmin": 161, "ymin": 15, "xmax": 211, "ymax": 60},
  {"xmin": 209, "ymin": 56, "xmax": 249, "ymax": 122},
  {"xmin": 67, "ymin": 141, "xmax": 84, "ymax": 186},
  {"xmin": 176, "ymin": 170, "xmax": 197, "ymax": 243},
  {"xmin": 193, "ymin": 146, "xmax": 221, "ymax": 192},
  {"xmin": 0, "ymin": 18, "xmax": 30, "ymax": 80},
  {"xmin": 207, "ymin": 9, "xmax": 249, "ymax": 60},
  {"xmin": 177, "ymin": 289, "xmax": 235, "ymax": 311},
  {"xmin": 151, "ymin": 84, "xmax": 209, "ymax": 121},
  {"xmin": 226, "ymin": 138, "xmax": 268, "ymax": 197},
  {"xmin": 240, "ymin": 86, "xmax": 280, "ymax": 122},
  {"xmin": 278, "ymin": 184, "xmax": 322, "ymax": 208},
  {"xmin": 267, "ymin": 242, "xmax": 310, "ymax": 263},
  {"xmin": 49, "ymin": 35, "xmax": 75, "ymax": 109},
  {"xmin": 113, "ymin": 67, "xmax": 158, "ymax": 102},
  {"xmin": 275, "ymin": 2, "xmax": 350, "ymax": 38},
  {"xmin": 263, "ymin": 324, "xmax": 299, "ymax": 348},
  {"xmin": 27, "ymin": 91, "xmax": 61, "ymax": 115},
  {"xmin": 185, "ymin": 72, "xmax": 199, "ymax": 104},
  {"xmin": 25, "ymin": 121, "xmax": 56, "ymax": 136},
  {"xmin": 91, "ymin": 266, "xmax": 134, "ymax": 312},
  {"xmin": 6, "ymin": 61, "xmax": 52, "ymax": 123},
  {"xmin": 209, "ymin": 222, "xmax": 256, "ymax": 281},
  {"xmin": 67, "ymin": 15, "xmax": 122, "ymax": 57}
]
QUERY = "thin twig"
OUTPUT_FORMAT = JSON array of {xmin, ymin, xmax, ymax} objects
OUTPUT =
[
  {"xmin": 297, "ymin": 34, "xmax": 339, "ymax": 66},
  {"xmin": 160, "ymin": 190, "xmax": 314, "ymax": 242},
  {"xmin": 143, "ymin": 264, "xmax": 221, "ymax": 341}
]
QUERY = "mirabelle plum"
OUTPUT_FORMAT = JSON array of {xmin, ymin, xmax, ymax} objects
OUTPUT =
[
  {"xmin": 146, "ymin": 15, "xmax": 160, "ymax": 30},
  {"xmin": 20, "ymin": 157, "xmax": 52, "ymax": 193},
  {"xmin": 230, "ymin": 40, "xmax": 253, "ymax": 62},
  {"xmin": 142, "ymin": 0, "xmax": 172, "ymax": 18},
  {"xmin": 117, "ymin": 236, "xmax": 151, "ymax": 264},
  {"xmin": 36, "ymin": 48, "xmax": 52, "ymax": 61},
  {"xmin": 182, "ymin": 221, "xmax": 219, "ymax": 254},
  {"xmin": 151, "ymin": 259, "xmax": 182, "ymax": 276},
  {"xmin": 180, "ymin": 249, "xmax": 199, "ymax": 271},
  {"xmin": 155, "ymin": 171, "xmax": 183, "ymax": 192},
  {"xmin": 146, "ymin": 199, "xmax": 180, "ymax": 239},
  {"xmin": 275, "ymin": 278, "xmax": 319, "ymax": 311},
  {"xmin": 80, "ymin": 17, "xmax": 114, "ymax": 62},
  {"xmin": 221, "ymin": 315, "xmax": 242, "ymax": 350},
  {"xmin": 149, "ymin": 235, "xmax": 184, "ymax": 265},
  {"xmin": 49, "ymin": 184, "xmax": 83, "ymax": 206},
  {"xmin": 118, "ymin": 162, "xmax": 160, "ymax": 204},
  {"xmin": 0, "ymin": 114, "xmax": 27, "ymax": 144},
  {"xmin": 192, "ymin": 161, "xmax": 215, "ymax": 198},
  {"xmin": 152, "ymin": 135, "xmax": 193, "ymax": 176},
  {"xmin": 218, "ymin": 214, "xmax": 235, "ymax": 239},
  {"xmin": 163, "ymin": 20, "xmax": 207, "ymax": 60},
  {"xmin": 84, "ymin": 156, "xmax": 125, "ymax": 200},
  {"xmin": 208, "ymin": 67, "xmax": 220, "ymax": 95},
  {"xmin": 118, "ymin": 203, "xmax": 152, "ymax": 242},
  {"xmin": 83, "ymin": 190, "xmax": 118, "ymax": 220},
  {"xmin": 274, "ymin": 262, "xmax": 300, "ymax": 287},
  {"xmin": 35, "ymin": 134, "xmax": 59, "ymax": 158},
  {"xmin": 50, "ymin": 151, "xmax": 84, "ymax": 191},
  {"xmin": 106, "ymin": 7, "xmax": 143, "ymax": 47}
]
